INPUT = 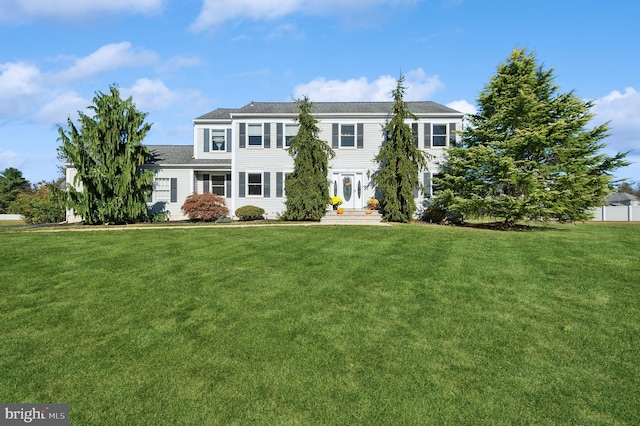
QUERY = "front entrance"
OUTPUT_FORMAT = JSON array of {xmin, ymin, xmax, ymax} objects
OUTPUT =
[{"xmin": 332, "ymin": 173, "xmax": 363, "ymax": 209}]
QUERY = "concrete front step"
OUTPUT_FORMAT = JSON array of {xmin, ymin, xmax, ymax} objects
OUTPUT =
[{"xmin": 320, "ymin": 209, "xmax": 388, "ymax": 225}]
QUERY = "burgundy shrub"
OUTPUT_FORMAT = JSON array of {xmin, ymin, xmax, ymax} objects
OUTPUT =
[{"xmin": 181, "ymin": 192, "xmax": 229, "ymax": 221}]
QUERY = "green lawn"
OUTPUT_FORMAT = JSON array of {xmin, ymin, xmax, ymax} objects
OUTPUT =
[{"xmin": 1, "ymin": 223, "xmax": 638, "ymax": 425}]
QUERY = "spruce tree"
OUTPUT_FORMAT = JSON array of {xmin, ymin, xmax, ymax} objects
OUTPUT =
[
  {"xmin": 283, "ymin": 97, "xmax": 335, "ymax": 221},
  {"xmin": 0, "ymin": 167, "xmax": 31, "ymax": 213},
  {"xmin": 58, "ymin": 85, "xmax": 154, "ymax": 224},
  {"xmin": 372, "ymin": 75, "xmax": 429, "ymax": 222},
  {"xmin": 435, "ymin": 48, "xmax": 628, "ymax": 224}
]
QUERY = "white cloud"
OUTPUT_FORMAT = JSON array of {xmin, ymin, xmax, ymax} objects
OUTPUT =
[
  {"xmin": 161, "ymin": 55, "xmax": 203, "ymax": 72},
  {"xmin": 57, "ymin": 42, "xmax": 158, "ymax": 82},
  {"xmin": 294, "ymin": 76, "xmax": 395, "ymax": 102},
  {"xmin": 0, "ymin": 148, "xmax": 21, "ymax": 170},
  {"xmin": 593, "ymin": 87, "xmax": 640, "ymax": 128},
  {"xmin": 592, "ymin": 87, "xmax": 640, "ymax": 154},
  {"xmin": 0, "ymin": 43, "xmax": 199, "ymax": 128},
  {"xmin": 191, "ymin": 0, "xmax": 418, "ymax": 31},
  {"xmin": 292, "ymin": 68, "xmax": 443, "ymax": 102},
  {"xmin": 0, "ymin": 0, "xmax": 165, "ymax": 22},
  {"xmin": 591, "ymin": 87, "xmax": 640, "ymax": 180},
  {"xmin": 122, "ymin": 78, "xmax": 182, "ymax": 112},
  {"xmin": 404, "ymin": 68, "xmax": 445, "ymax": 100},
  {"xmin": 0, "ymin": 62, "xmax": 45, "ymax": 118},
  {"xmin": 121, "ymin": 79, "xmax": 207, "ymax": 123},
  {"xmin": 446, "ymin": 100, "xmax": 476, "ymax": 115},
  {"xmin": 0, "ymin": 62, "xmax": 43, "ymax": 98},
  {"xmin": 36, "ymin": 91, "xmax": 88, "ymax": 125}
]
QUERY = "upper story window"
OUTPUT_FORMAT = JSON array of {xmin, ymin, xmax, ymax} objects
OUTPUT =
[
  {"xmin": 340, "ymin": 124, "xmax": 355, "ymax": 147},
  {"xmin": 432, "ymin": 124, "xmax": 447, "ymax": 147},
  {"xmin": 332, "ymin": 123, "xmax": 363, "ymax": 149},
  {"xmin": 211, "ymin": 129, "xmax": 225, "ymax": 151},
  {"xmin": 248, "ymin": 124, "xmax": 262, "ymax": 146},
  {"xmin": 285, "ymin": 124, "xmax": 298, "ymax": 147}
]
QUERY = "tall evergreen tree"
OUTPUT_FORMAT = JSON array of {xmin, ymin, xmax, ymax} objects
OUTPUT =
[
  {"xmin": 58, "ymin": 85, "xmax": 154, "ymax": 224},
  {"xmin": 283, "ymin": 97, "xmax": 335, "ymax": 221},
  {"xmin": 0, "ymin": 167, "xmax": 31, "ymax": 213},
  {"xmin": 435, "ymin": 48, "xmax": 628, "ymax": 224},
  {"xmin": 372, "ymin": 75, "xmax": 429, "ymax": 222}
]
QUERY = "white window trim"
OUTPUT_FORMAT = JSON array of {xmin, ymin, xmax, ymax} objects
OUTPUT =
[
  {"xmin": 246, "ymin": 171, "xmax": 263, "ymax": 197},
  {"xmin": 340, "ymin": 123, "xmax": 357, "ymax": 149},
  {"xmin": 284, "ymin": 124, "xmax": 298, "ymax": 148},
  {"xmin": 210, "ymin": 174, "xmax": 226, "ymax": 197},
  {"xmin": 432, "ymin": 123, "xmax": 448, "ymax": 147},
  {"xmin": 153, "ymin": 177, "xmax": 171, "ymax": 202},
  {"xmin": 210, "ymin": 129, "xmax": 226, "ymax": 151},
  {"xmin": 247, "ymin": 123, "xmax": 263, "ymax": 148}
]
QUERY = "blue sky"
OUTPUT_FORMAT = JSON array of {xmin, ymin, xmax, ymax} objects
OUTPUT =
[{"xmin": 1, "ymin": 0, "xmax": 638, "ymax": 184}]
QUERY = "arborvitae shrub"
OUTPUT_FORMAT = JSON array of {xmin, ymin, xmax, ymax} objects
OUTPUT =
[
  {"xmin": 235, "ymin": 205, "xmax": 265, "ymax": 221},
  {"xmin": 181, "ymin": 193, "xmax": 229, "ymax": 221}
]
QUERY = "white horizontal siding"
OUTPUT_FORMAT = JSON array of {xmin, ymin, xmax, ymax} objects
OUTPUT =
[
  {"xmin": 148, "ymin": 168, "xmax": 194, "ymax": 220},
  {"xmin": 233, "ymin": 120, "xmax": 295, "ymax": 216},
  {"xmin": 326, "ymin": 121, "xmax": 379, "ymax": 172},
  {"xmin": 230, "ymin": 116, "xmax": 462, "ymax": 217},
  {"xmin": 194, "ymin": 125, "xmax": 232, "ymax": 161}
]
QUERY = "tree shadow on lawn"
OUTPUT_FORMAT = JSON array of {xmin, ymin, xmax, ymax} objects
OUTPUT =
[{"xmin": 412, "ymin": 220, "xmax": 567, "ymax": 232}]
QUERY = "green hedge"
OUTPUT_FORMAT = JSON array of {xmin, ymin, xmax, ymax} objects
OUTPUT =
[{"xmin": 235, "ymin": 205, "xmax": 265, "ymax": 221}]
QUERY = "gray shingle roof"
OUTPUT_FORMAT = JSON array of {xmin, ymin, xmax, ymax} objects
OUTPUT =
[
  {"xmin": 196, "ymin": 101, "xmax": 462, "ymax": 120},
  {"xmin": 196, "ymin": 108, "xmax": 240, "ymax": 120},
  {"xmin": 605, "ymin": 191, "xmax": 640, "ymax": 206},
  {"xmin": 145, "ymin": 145, "xmax": 231, "ymax": 166}
]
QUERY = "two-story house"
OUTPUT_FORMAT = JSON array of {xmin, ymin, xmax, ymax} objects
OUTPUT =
[{"xmin": 66, "ymin": 101, "xmax": 463, "ymax": 222}]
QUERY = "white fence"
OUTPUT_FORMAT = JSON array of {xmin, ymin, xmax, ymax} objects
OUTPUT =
[
  {"xmin": 0, "ymin": 214, "xmax": 23, "ymax": 221},
  {"xmin": 591, "ymin": 206, "xmax": 640, "ymax": 222}
]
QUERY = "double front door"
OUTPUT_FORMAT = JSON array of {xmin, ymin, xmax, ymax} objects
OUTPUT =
[{"xmin": 332, "ymin": 173, "xmax": 363, "ymax": 209}]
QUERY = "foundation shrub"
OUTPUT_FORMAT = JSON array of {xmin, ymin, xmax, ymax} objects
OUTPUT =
[
  {"xmin": 235, "ymin": 205, "xmax": 265, "ymax": 221},
  {"xmin": 181, "ymin": 193, "xmax": 229, "ymax": 222}
]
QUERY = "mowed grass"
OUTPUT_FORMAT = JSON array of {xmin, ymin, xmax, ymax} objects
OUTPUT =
[{"xmin": 0, "ymin": 224, "xmax": 638, "ymax": 425}]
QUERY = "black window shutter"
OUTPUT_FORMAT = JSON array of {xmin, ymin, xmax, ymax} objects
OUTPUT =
[
  {"xmin": 276, "ymin": 172, "xmax": 283, "ymax": 198},
  {"xmin": 204, "ymin": 129, "xmax": 210, "ymax": 152},
  {"xmin": 263, "ymin": 172, "xmax": 271, "ymax": 198},
  {"xmin": 226, "ymin": 128, "xmax": 232, "ymax": 152},
  {"xmin": 203, "ymin": 174, "xmax": 210, "ymax": 193},
  {"xmin": 276, "ymin": 123, "xmax": 283, "ymax": 148},
  {"xmin": 264, "ymin": 123, "xmax": 271, "ymax": 148},
  {"xmin": 170, "ymin": 178, "xmax": 178, "ymax": 203},
  {"xmin": 424, "ymin": 173, "xmax": 431, "ymax": 198},
  {"xmin": 424, "ymin": 123, "xmax": 431, "ymax": 148},
  {"xmin": 449, "ymin": 123, "xmax": 457, "ymax": 147},
  {"xmin": 357, "ymin": 123, "xmax": 364, "ymax": 149},
  {"xmin": 239, "ymin": 123, "xmax": 246, "ymax": 148},
  {"xmin": 332, "ymin": 123, "xmax": 339, "ymax": 149},
  {"xmin": 225, "ymin": 174, "xmax": 231, "ymax": 197},
  {"xmin": 276, "ymin": 172, "xmax": 284, "ymax": 198},
  {"xmin": 238, "ymin": 172, "xmax": 246, "ymax": 198},
  {"xmin": 412, "ymin": 123, "xmax": 419, "ymax": 147}
]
